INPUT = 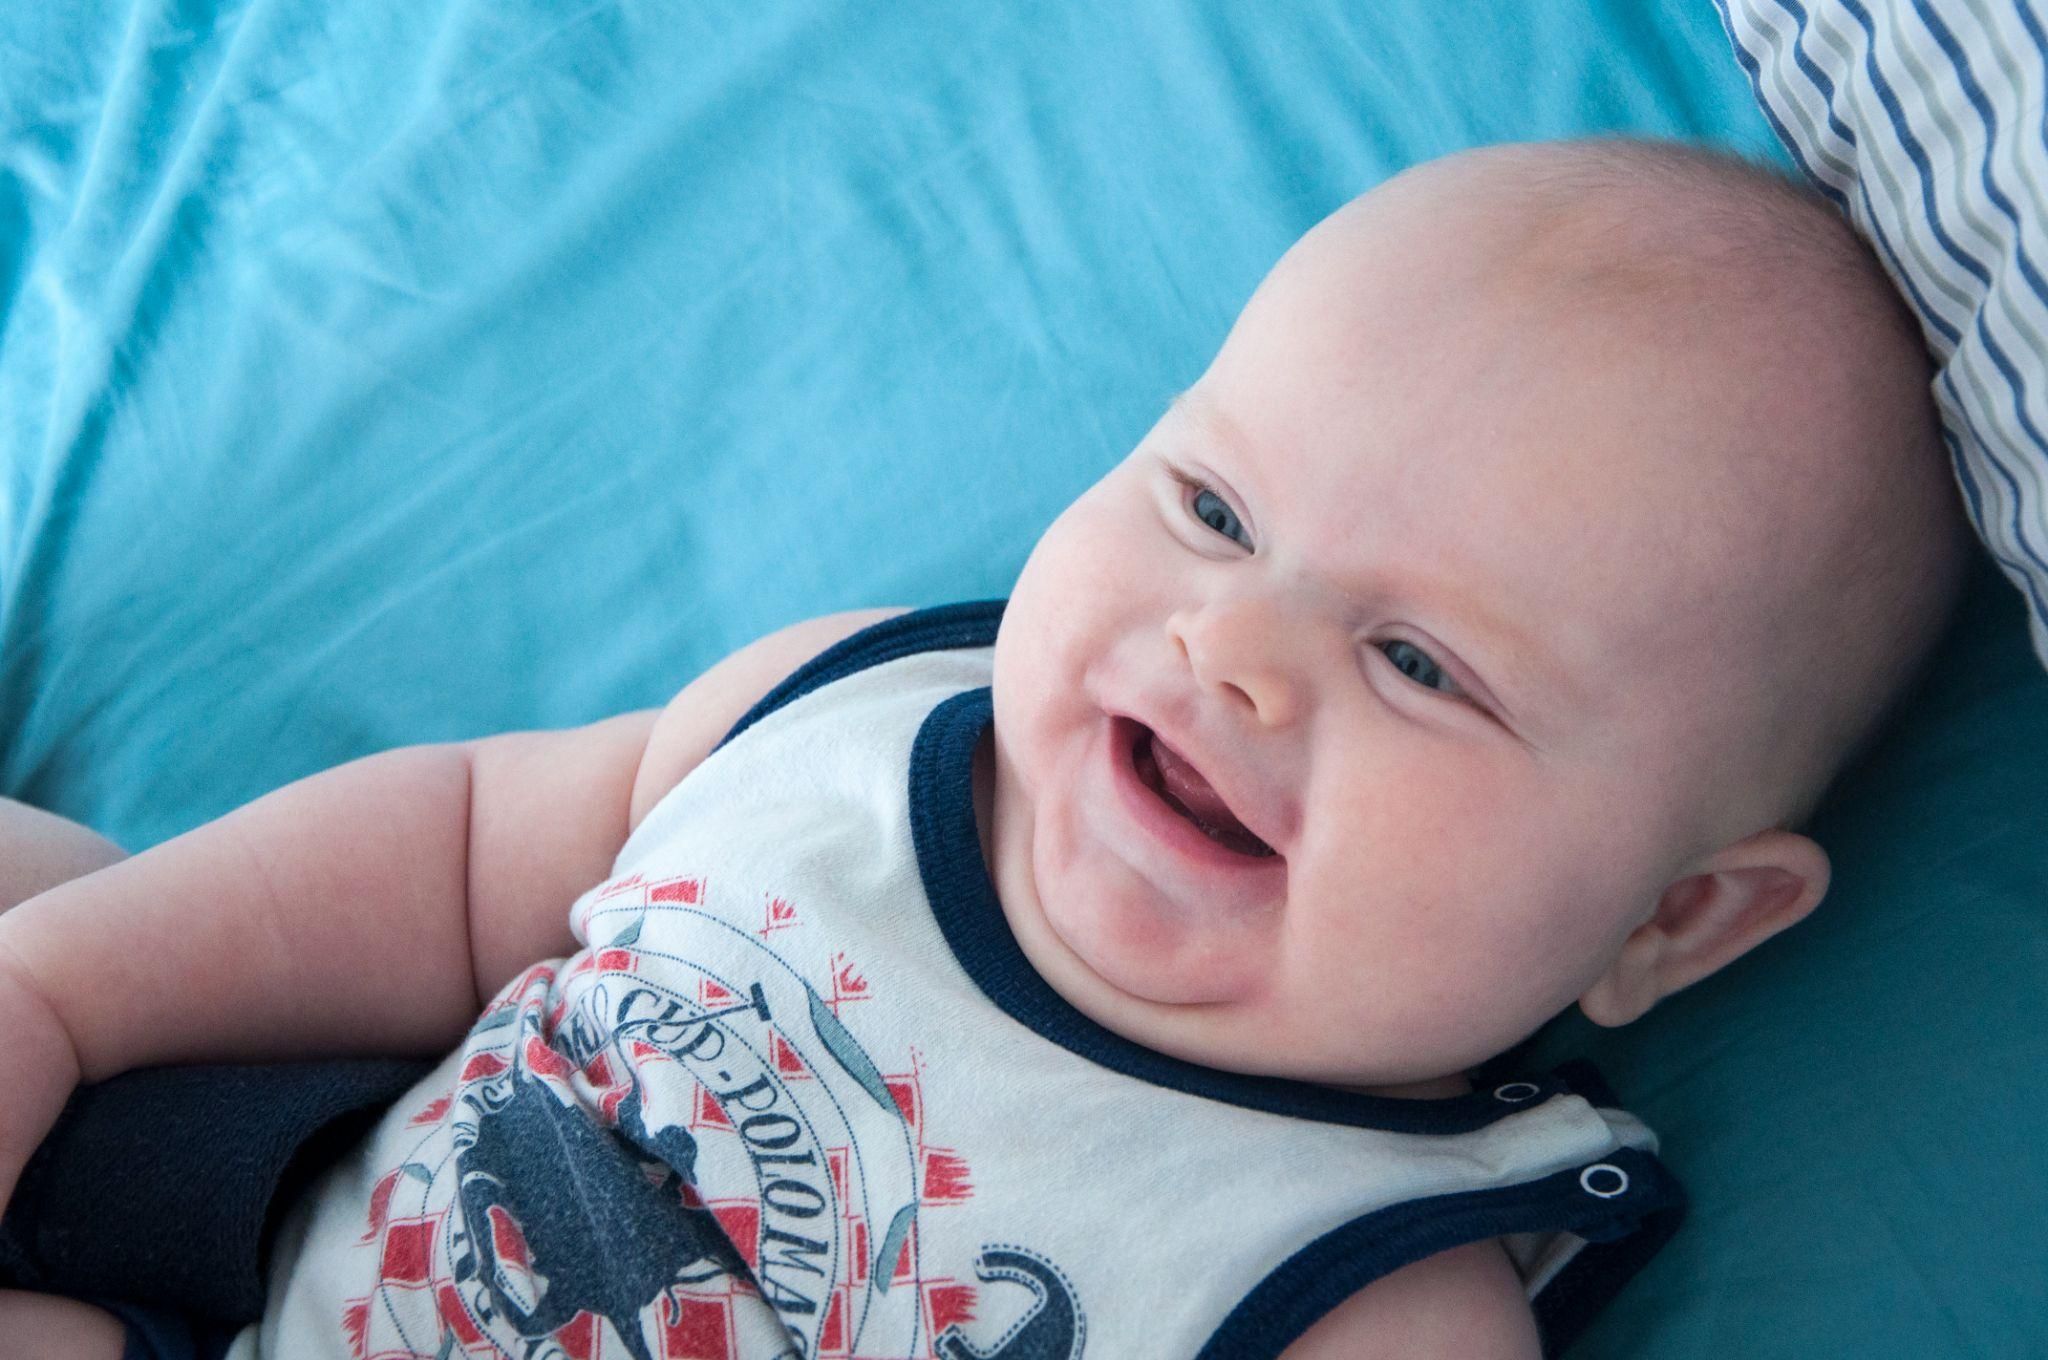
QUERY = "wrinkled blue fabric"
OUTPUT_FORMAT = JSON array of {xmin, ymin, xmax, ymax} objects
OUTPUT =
[{"xmin": 0, "ymin": 0, "xmax": 1772, "ymax": 850}]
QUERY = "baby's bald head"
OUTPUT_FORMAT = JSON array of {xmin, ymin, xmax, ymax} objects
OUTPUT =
[
  {"xmin": 985, "ymin": 136, "xmax": 1973, "ymax": 1069},
  {"xmin": 1526, "ymin": 138, "xmax": 1964, "ymax": 825},
  {"xmin": 1326, "ymin": 138, "xmax": 1968, "ymax": 831}
]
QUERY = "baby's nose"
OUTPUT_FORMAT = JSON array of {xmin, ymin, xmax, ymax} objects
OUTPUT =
[{"xmin": 1167, "ymin": 601, "xmax": 1305, "ymax": 727}]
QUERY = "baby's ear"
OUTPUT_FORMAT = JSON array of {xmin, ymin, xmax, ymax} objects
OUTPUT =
[{"xmin": 1578, "ymin": 829, "xmax": 1830, "ymax": 1027}]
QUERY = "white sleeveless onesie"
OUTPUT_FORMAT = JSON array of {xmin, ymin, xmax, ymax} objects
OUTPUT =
[{"xmin": 236, "ymin": 601, "xmax": 1684, "ymax": 1360}]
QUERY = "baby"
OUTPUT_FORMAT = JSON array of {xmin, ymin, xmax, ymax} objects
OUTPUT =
[{"xmin": 0, "ymin": 136, "xmax": 1968, "ymax": 1360}]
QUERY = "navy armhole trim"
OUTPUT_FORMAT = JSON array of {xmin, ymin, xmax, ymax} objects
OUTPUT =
[
  {"xmin": 1531, "ymin": 1167, "xmax": 1687, "ymax": 1359},
  {"xmin": 1196, "ymin": 1145, "xmax": 1686, "ymax": 1360},
  {"xmin": 712, "ymin": 599, "xmax": 1007, "ymax": 753}
]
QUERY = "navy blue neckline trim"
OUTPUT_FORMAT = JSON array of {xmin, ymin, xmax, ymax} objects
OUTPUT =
[
  {"xmin": 910, "ymin": 685, "xmax": 1580, "ymax": 1135},
  {"xmin": 726, "ymin": 601, "xmax": 1593, "ymax": 1133}
]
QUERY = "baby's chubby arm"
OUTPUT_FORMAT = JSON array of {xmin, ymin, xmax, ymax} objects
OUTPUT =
[
  {"xmin": 0, "ymin": 606, "xmax": 905, "ymax": 1214},
  {"xmin": 1280, "ymin": 1239, "xmax": 1542, "ymax": 1359}
]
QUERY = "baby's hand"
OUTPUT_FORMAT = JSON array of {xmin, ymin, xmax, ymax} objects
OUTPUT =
[{"xmin": 0, "ymin": 934, "xmax": 82, "ymax": 1215}]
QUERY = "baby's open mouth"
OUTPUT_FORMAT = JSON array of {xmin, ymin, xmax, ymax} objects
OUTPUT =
[{"xmin": 1130, "ymin": 724, "xmax": 1276, "ymax": 859}]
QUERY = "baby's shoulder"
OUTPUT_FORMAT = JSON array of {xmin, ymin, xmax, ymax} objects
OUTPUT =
[{"xmin": 628, "ymin": 607, "xmax": 912, "ymax": 828}]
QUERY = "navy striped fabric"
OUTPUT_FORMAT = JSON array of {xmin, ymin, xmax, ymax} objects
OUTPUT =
[{"xmin": 1717, "ymin": 0, "xmax": 2048, "ymax": 669}]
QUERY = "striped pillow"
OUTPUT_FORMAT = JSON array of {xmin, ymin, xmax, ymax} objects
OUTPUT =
[{"xmin": 1717, "ymin": 0, "xmax": 2048, "ymax": 668}]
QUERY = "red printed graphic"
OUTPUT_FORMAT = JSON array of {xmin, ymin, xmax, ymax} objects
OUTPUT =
[
  {"xmin": 523, "ymin": 1035, "xmax": 574, "ymax": 1081},
  {"xmin": 488, "ymin": 1205, "xmax": 533, "ymax": 1272},
  {"xmin": 341, "ymin": 1298, "xmax": 370, "ymax": 1359},
  {"xmin": 826, "ymin": 952, "xmax": 870, "ymax": 1015},
  {"xmin": 379, "ymin": 1218, "xmax": 435, "ymax": 1285},
  {"xmin": 820, "ymin": 1289, "xmax": 848, "ymax": 1352},
  {"xmin": 551, "ymin": 1311, "xmax": 596, "ymax": 1360},
  {"xmin": 648, "ymin": 875, "xmax": 702, "ymax": 905},
  {"xmin": 693, "ymin": 1083, "xmax": 733, "ymax": 1130},
  {"xmin": 891, "ymin": 1217, "xmax": 919, "ymax": 1286},
  {"xmin": 459, "ymin": 1052, "xmax": 508, "ymax": 1084},
  {"xmin": 360, "ymin": 1169, "xmax": 400, "ymax": 1244},
  {"xmin": 921, "ymin": 1150, "xmax": 974, "ymax": 1206},
  {"xmin": 923, "ymin": 1279, "xmax": 978, "ymax": 1338},
  {"xmin": 435, "ymin": 1284, "xmax": 486, "ymax": 1346},
  {"xmin": 758, "ymin": 894, "xmax": 799, "ymax": 937},
  {"xmin": 772, "ymin": 1033, "xmax": 810, "ymax": 1078},
  {"xmin": 710, "ymin": 1201, "xmax": 762, "ymax": 1272},
  {"xmin": 661, "ymin": 1296, "xmax": 734, "ymax": 1360},
  {"xmin": 887, "ymin": 1076, "xmax": 920, "ymax": 1127}
]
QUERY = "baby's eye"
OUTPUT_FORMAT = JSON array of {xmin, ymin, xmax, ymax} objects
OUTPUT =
[
  {"xmin": 1189, "ymin": 486, "xmax": 1251, "ymax": 548},
  {"xmin": 1377, "ymin": 639, "xmax": 1462, "ymax": 697}
]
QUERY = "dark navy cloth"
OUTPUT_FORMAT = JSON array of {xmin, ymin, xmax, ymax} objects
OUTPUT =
[
  {"xmin": 103, "ymin": 1299, "xmax": 239, "ymax": 1360},
  {"xmin": 0, "ymin": 1057, "xmax": 432, "ymax": 1323}
]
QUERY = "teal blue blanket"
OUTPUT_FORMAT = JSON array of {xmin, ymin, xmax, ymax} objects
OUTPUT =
[{"xmin": 3, "ymin": 2, "xmax": 2040, "ymax": 1352}]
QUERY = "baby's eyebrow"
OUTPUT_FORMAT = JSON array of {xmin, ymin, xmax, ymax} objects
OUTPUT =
[{"xmin": 1167, "ymin": 387, "xmax": 1261, "ymax": 467}]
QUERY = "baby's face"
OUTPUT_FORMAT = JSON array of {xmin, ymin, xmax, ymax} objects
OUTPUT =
[{"xmin": 983, "ymin": 158, "xmax": 1825, "ymax": 1089}]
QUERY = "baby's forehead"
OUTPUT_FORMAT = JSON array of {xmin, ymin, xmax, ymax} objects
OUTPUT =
[
  {"xmin": 1241, "ymin": 176, "xmax": 1898, "ymax": 556},
  {"xmin": 1198, "ymin": 308, "xmax": 1858, "ymax": 731}
]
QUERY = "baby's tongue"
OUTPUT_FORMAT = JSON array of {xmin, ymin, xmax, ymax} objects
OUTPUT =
[{"xmin": 1151, "ymin": 737, "xmax": 1245, "ymax": 834}]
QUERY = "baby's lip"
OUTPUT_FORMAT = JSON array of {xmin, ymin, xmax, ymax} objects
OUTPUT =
[{"xmin": 1111, "ymin": 707, "xmax": 1295, "ymax": 858}]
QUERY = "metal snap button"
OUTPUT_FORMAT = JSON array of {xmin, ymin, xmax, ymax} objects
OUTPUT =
[{"xmin": 1579, "ymin": 1163, "xmax": 1629, "ymax": 1198}]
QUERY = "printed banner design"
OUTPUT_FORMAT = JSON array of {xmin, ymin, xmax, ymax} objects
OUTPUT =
[{"xmin": 342, "ymin": 871, "xmax": 1083, "ymax": 1360}]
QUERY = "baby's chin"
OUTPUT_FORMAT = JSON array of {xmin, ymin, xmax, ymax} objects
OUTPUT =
[
  {"xmin": 1022, "ymin": 801, "xmax": 1288, "ymax": 1011},
  {"xmin": 983, "ymin": 709, "xmax": 1286, "ymax": 1010},
  {"xmin": 1034, "ymin": 883, "xmax": 1270, "ymax": 1008}
]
